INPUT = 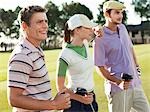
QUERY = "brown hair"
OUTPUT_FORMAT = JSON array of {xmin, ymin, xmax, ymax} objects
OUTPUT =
[
  {"xmin": 64, "ymin": 22, "xmax": 72, "ymax": 43},
  {"xmin": 106, "ymin": 9, "xmax": 112, "ymax": 15},
  {"xmin": 18, "ymin": 5, "xmax": 46, "ymax": 26},
  {"xmin": 64, "ymin": 23, "xmax": 83, "ymax": 43}
]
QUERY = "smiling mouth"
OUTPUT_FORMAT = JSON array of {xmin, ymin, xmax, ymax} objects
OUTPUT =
[
  {"xmin": 117, "ymin": 18, "xmax": 122, "ymax": 21},
  {"xmin": 40, "ymin": 31, "xmax": 48, "ymax": 34}
]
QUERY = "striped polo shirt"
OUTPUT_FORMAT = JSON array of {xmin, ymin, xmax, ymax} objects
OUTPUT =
[{"xmin": 7, "ymin": 39, "xmax": 51, "ymax": 111}]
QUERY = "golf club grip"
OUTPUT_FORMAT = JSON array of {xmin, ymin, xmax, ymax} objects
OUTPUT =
[{"xmin": 121, "ymin": 73, "xmax": 133, "ymax": 81}]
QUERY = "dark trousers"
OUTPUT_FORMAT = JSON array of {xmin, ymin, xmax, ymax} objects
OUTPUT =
[{"xmin": 63, "ymin": 92, "xmax": 98, "ymax": 112}]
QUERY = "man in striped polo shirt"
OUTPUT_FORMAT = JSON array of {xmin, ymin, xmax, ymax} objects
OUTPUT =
[{"xmin": 7, "ymin": 5, "xmax": 70, "ymax": 112}]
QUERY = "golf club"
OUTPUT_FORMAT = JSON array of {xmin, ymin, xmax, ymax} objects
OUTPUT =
[{"xmin": 121, "ymin": 73, "xmax": 133, "ymax": 112}]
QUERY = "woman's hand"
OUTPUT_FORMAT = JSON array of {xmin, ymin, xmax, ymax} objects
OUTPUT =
[
  {"xmin": 79, "ymin": 93, "xmax": 93, "ymax": 104},
  {"xmin": 63, "ymin": 88, "xmax": 94, "ymax": 105},
  {"xmin": 93, "ymin": 25, "xmax": 103, "ymax": 37}
]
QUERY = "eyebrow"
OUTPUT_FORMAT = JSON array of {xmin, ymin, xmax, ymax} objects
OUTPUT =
[
  {"xmin": 81, "ymin": 26, "xmax": 91, "ymax": 29},
  {"xmin": 36, "ymin": 19, "xmax": 48, "ymax": 22},
  {"xmin": 115, "ymin": 10, "xmax": 123, "ymax": 13}
]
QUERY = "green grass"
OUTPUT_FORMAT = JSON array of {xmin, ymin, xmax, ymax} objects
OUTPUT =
[
  {"xmin": 0, "ymin": 44, "xmax": 150, "ymax": 112},
  {"xmin": 0, "ymin": 53, "xmax": 10, "ymax": 82}
]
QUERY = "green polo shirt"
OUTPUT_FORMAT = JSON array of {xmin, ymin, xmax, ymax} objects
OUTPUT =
[{"xmin": 58, "ymin": 43, "xmax": 87, "ymax": 76}]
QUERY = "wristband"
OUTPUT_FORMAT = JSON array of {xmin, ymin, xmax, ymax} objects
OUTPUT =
[{"xmin": 136, "ymin": 66, "xmax": 141, "ymax": 76}]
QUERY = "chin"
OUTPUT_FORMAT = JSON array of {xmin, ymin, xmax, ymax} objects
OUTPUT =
[
  {"xmin": 43, "ymin": 37, "xmax": 47, "ymax": 40},
  {"xmin": 117, "ymin": 21, "xmax": 122, "ymax": 24},
  {"xmin": 115, "ymin": 22, "xmax": 122, "ymax": 25},
  {"xmin": 42, "ymin": 35, "xmax": 47, "ymax": 39}
]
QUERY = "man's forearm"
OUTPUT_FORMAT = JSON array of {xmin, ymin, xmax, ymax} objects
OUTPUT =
[
  {"xmin": 9, "ymin": 94, "xmax": 56, "ymax": 110},
  {"xmin": 98, "ymin": 66, "xmax": 122, "ymax": 85},
  {"xmin": 132, "ymin": 48, "xmax": 139, "ymax": 66}
]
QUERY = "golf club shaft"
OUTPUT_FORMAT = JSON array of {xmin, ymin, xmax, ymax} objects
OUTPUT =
[
  {"xmin": 124, "ymin": 90, "xmax": 127, "ymax": 112},
  {"xmin": 90, "ymin": 103, "xmax": 95, "ymax": 112}
]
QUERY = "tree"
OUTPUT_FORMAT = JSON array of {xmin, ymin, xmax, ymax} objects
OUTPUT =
[
  {"xmin": 132, "ymin": 0, "xmax": 150, "ymax": 21},
  {"xmin": 11, "ymin": 6, "xmax": 22, "ymax": 39},
  {"xmin": 0, "ymin": 6, "xmax": 21, "ymax": 40},
  {"xmin": 0, "ymin": 9, "xmax": 17, "ymax": 36},
  {"xmin": 44, "ymin": 1, "xmax": 62, "ymax": 48},
  {"xmin": 0, "ymin": 8, "xmax": 20, "ymax": 51},
  {"xmin": 0, "ymin": 42, "xmax": 8, "ymax": 51},
  {"xmin": 45, "ymin": 1, "xmax": 62, "ymax": 35},
  {"xmin": 61, "ymin": 1, "xmax": 94, "ymax": 25},
  {"xmin": 132, "ymin": 0, "xmax": 150, "ymax": 44},
  {"xmin": 96, "ymin": 0, "xmax": 127, "ymax": 25},
  {"xmin": 43, "ymin": 1, "xmax": 94, "ymax": 49}
]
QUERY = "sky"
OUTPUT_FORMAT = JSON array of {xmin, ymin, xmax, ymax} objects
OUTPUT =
[{"xmin": 0, "ymin": 0, "xmax": 141, "ymax": 25}]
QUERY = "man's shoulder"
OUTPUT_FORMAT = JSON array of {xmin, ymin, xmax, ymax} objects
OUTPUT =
[
  {"xmin": 9, "ymin": 44, "xmax": 32, "ymax": 62},
  {"xmin": 13, "ymin": 44, "xmax": 31, "ymax": 56},
  {"xmin": 95, "ymin": 36, "xmax": 105, "ymax": 41},
  {"xmin": 118, "ymin": 23, "xmax": 127, "ymax": 30}
]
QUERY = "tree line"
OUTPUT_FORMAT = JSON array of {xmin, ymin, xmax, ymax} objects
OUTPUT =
[{"xmin": 0, "ymin": 0, "xmax": 149, "ymax": 50}]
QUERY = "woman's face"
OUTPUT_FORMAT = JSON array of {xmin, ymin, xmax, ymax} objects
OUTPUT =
[{"xmin": 76, "ymin": 27, "xmax": 94, "ymax": 41}]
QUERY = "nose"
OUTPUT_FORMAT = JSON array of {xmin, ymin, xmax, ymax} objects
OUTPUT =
[
  {"xmin": 43, "ymin": 20, "xmax": 48, "ymax": 29},
  {"xmin": 120, "ymin": 12, "xmax": 123, "ymax": 18},
  {"xmin": 90, "ymin": 28, "xmax": 94, "ymax": 33}
]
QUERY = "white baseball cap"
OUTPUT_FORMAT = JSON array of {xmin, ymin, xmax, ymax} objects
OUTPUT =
[{"xmin": 67, "ymin": 14, "xmax": 97, "ymax": 30}]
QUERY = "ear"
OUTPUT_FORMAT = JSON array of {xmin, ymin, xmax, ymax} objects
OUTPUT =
[
  {"xmin": 21, "ymin": 22, "xmax": 28, "ymax": 31},
  {"xmin": 73, "ymin": 28, "xmax": 79, "ymax": 34},
  {"xmin": 104, "ymin": 12, "xmax": 109, "ymax": 18},
  {"xmin": 74, "ymin": 27, "xmax": 82, "ymax": 34}
]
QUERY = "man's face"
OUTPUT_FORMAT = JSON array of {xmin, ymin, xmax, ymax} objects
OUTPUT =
[
  {"xmin": 25, "ymin": 12, "xmax": 48, "ymax": 44},
  {"xmin": 107, "ymin": 9, "xmax": 123, "ymax": 25}
]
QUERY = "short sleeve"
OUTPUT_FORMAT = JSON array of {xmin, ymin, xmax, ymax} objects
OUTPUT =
[
  {"xmin": 8, "ymin": 53, "xmax": 33, "ymax": 89},
  {"xmin": 93, "ymin": 37, "xmax": 106, "ymax": 66},
  {"xmin": 57, "ymin": 58, "xmax": 68, "ymax": 77}
]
